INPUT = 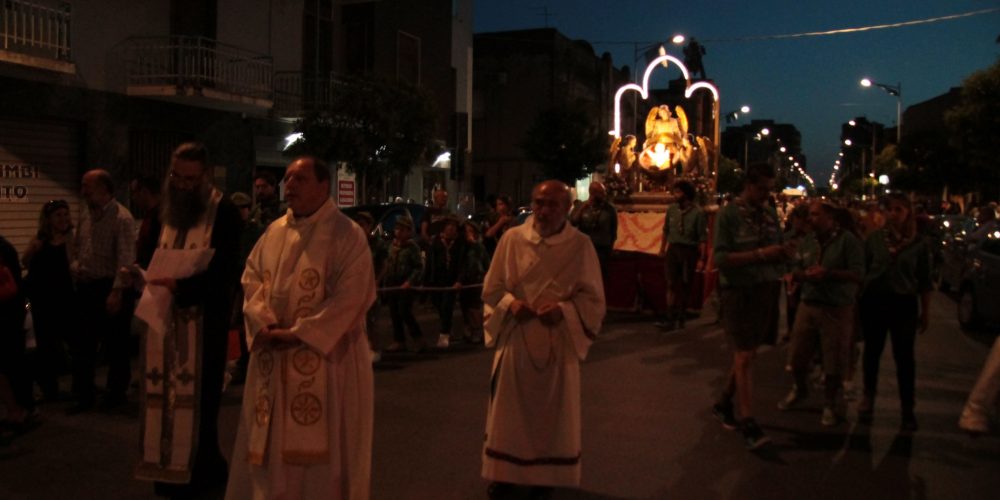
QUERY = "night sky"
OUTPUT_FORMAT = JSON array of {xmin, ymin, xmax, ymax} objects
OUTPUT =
[{"xmin": 474, "ymin": 0, "xmax": 1000, "ymax": 187}]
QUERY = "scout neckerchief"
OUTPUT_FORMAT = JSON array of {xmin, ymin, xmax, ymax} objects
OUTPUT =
[
  {"xmin": 735, "ymin": 197, "xmax": 781, "ymax": 248},
  {"xmin": 884, "ymin": 225, "xmax": 916, "ymax": 262}
]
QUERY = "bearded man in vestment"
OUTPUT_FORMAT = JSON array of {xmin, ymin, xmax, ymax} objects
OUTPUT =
[
  {"xmin": 226, "ymin": 156, "xmax": 376, "ymax": 500},
  {"xmin": 135, "ymin": 142, "xmax": 243, "ymax": 496},
  {"xmin": 481, "ymin": 180, "xmax": 606, "ymax": 498}
]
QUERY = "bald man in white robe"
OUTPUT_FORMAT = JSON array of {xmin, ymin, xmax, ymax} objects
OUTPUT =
[{"xmin": 481, "ymin": 180, "xmax": 606, "ymax": 496}]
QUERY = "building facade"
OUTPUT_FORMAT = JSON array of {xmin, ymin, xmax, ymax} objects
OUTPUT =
[
  {"xmin": 1, "ymin": 0, "xmax": 471, "ymax": 251},
  {"xmin": 471, "ymin": 28, "xmax": 629, "ymax": 205}
]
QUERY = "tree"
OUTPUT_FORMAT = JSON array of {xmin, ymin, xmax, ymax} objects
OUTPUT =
[
  {"xmin": 716, "ymin": 156, "xmax": 742, "ymax": 195},
  {"xmin": 895, "ymin": 128, "xmax": 963, "ymax": 194},
  {"xmin": 520, "ymin": 105, "xmax": 607, "ymax": 184},
  {"xmin": 946, "ymin": 58, "xmax": 1000, "ymax": 200},
  {"xmin": 287, "ymin": 75, "xmax": 439, "ymax": 202}
]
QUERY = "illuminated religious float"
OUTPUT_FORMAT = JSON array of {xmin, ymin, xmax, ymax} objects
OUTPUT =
[{"xmin": 601, "ymin": 52, "xmax": 721, "ymax": 312}]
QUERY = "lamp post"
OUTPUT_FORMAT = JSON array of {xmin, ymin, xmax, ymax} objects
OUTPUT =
[{"xmin": 860, "ymin": 78, "xmax": 902, "ymax": 144}]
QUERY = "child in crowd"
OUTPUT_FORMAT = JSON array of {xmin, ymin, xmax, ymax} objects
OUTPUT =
[
  {"xmin": 382, "ymin": 216, "xmax": 425, "ymax": 352},
  {"xmin": 457, "ymin": 221, "xmax": 491, "ymax": 343}
]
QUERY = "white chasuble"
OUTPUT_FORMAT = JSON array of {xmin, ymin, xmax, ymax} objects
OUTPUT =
[
  {"xmin": 136, "ymin": 189, "xmax": 221, "ymax": 483},
  {"xmin": 481, "ymin": 217, "xmax": 606, "ymax": 488},
  {"xmin": 227, "ymin": 198, "xmax": 376, "ymax": 500}
]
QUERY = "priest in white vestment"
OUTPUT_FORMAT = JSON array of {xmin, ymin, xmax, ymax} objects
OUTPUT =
[
  {"xmin": 481, "ymin": 180, "xmax": 606, "ymax": 496},
  {"xmin": 226, "ymin": 157, "xmax": 375, "ymax": 500}
]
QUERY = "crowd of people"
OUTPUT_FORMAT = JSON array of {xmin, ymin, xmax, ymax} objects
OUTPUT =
[
  {"xmin": 1, "ymin": 150, "xmax": 999, "ymax": 499},
  {"xmin": 702, "ymin": 163, "xmax": 1000, "ymax": 450}
]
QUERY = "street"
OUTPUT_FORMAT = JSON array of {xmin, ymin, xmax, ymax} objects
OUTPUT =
[{"xmin": 1, "ymin": 290, "xmax": 998, "ymax": 500}]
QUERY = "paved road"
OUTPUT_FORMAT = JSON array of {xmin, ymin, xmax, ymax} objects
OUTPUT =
[{"xmin": 1, "ymin": 291, "xmax": 998, "ymax": 499}]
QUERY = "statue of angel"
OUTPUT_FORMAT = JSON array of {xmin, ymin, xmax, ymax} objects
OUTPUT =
[
  {"xmin": 608, "ymin": 134, "xmax": 637, "ymax": 174},
  {"xmin": 639, "ymin": 105, "xmax": 689, "ymax": 171}
]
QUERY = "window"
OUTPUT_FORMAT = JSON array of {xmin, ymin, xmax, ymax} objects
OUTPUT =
[
  {"xmin": 303, "ymin": 0, "xmax": 335, "ymax": 75},
  {"xmin": 342, "ymin": 2, "xmax": 375, "ymax": 75},
  {"xmin": 397, "ymin": 31, "xmax": 420, "ymax": 85}
]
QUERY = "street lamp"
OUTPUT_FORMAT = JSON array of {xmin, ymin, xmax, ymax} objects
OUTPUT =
[
  {"xmin": 860, "ymin": 77, "xmax": 902, "ymax": 144},
  {"xmin": 725, "ymin": 105, "xmax": 750, "ymax": 124}
]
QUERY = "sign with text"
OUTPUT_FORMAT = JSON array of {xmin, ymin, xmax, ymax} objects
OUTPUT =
[
  {"xmin": 336, "ymin": 167, "xmax": 356, "ymax": 207},
  {"xmin": 0, "ymin": 163, "xmax": 36, "ymax": 202}
]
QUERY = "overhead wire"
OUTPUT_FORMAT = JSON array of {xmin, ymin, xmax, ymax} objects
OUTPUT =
[{"xmin": 590, "ymin": 7, "xmax": 1000, "ymax": 46}]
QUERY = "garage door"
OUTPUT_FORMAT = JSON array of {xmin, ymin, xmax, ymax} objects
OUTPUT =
[{"xmin": 0, "ymin": 118, "xmax": 81, "ymax": 255}]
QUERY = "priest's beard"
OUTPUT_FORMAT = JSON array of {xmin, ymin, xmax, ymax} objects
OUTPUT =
[{"xmin": 163, "ymin": 182, "xmax": 210, "ymax": 230}]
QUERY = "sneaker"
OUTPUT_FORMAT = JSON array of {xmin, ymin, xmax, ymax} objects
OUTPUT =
[
  {"xmin": 712, "ymin": 401, "xmax": 739, "ymax": 431},
  {"xmin": 654, "ymin": 320, "xmax": 677, "ymax": 331},
  {"xmin": 740, "ymin": 419, "xmax": 771, "ymax": 450},
  {"xmin": 821, "ymin": 406, "xmax": 839, "ymax": 427},
  {"xmin": 777, "ymin": 387, "xmax": 807, "ymax": 411},
  {"xmin": 385, "ymin": 342, "xmax": 404, "ymax": 353},
  {"xmin": 436, "ymin": 334, "xmax": 450, "ymax": 349}
]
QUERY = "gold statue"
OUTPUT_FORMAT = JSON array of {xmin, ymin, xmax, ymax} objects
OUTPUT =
[
  {"xmin": 608, "ymin": 134, "xmax": 637, "ymax": 174},
  {"xmin": 639, "ymin": 105, "xmax": 688, "ymax": 171}
]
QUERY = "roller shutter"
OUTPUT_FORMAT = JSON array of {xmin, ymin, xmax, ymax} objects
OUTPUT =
[{"xmin": 0, "ymin": 119, "xmax": 81, "ymax": 254}]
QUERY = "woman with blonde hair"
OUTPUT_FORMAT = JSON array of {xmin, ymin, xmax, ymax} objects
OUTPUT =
[
  {"xmin": 22, "ymin": 199, "xmax": 75, "ymax": 402},
  {"xmin": 858, "ymin": 193, "xmax": 932, "ymax": 431}
]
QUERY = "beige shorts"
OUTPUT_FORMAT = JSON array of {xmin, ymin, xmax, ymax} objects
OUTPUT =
[{"xmin": 787, "ymin": 302, "xmax": 854, "ymax": 376}]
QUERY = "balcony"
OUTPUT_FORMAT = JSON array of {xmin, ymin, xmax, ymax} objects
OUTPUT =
[
  {"xmin": 274, "ymin": 71, "xmax": 351, "ymax": 119},
  {"xmin": 121, "ymin": 36, "xmax": 273, "ymax": 113},
  {"xmin": 0, "ymin": 0, "xmax": 75, "ymax": 74}
]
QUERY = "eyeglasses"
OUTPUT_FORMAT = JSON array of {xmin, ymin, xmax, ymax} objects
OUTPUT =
[{"xmin": 168, "ymin": 170, "xmax": 203, "ymax": 187}]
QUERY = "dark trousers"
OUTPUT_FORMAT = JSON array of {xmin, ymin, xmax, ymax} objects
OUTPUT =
[
  {"xmin": 195, "ymin": 313, "xmax": 229, "ymax": 483},
  {"xmin": 1, "ymin": 317, "xmax": 34, "ymax": 412},
  {"xmin": 459, "ymin": 288, "xmax": 483, "ymax": 340},
  {"xmin": 665, "ymin": 244, "xmax": 699, "ymax": 318},
  {"xmin": 594, "ymin": 244, "xmax": 613, "ymax": 281},
  {"xmin": 71, "ymin": 279, "xmax": 132, "ymax": 403},
  {"xmin": 30, "ymin": 300, "xmax": 71, "ymax": 398},
  {"xmin": 387, "ymin": 290, "xmax": 422, "ymax": 343},
  {"xmin": 433, "ymin": 290, "xmax": 457, "ymax": 335},
  {"xmin": 861, "ymin": 292, "xmax": 918, "ymax": 410}
]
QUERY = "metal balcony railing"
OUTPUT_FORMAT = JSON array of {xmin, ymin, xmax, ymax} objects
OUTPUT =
[
  {"xmin": 123, "ymin": 36, "xmax": 273, "ymax": 102},
  {"xmin": 1, "ymin": 0, "xmax": 72, "ymax": 61},
  {"xmin": 274, "ymin": 71, "xmax": 351, "ymax": 116}
]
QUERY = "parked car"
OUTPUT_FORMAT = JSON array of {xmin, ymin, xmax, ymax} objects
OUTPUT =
[
  {"xmin": 956, "ymin": 234, "xmax": 1000, "ymax": 331},
  {"xmin": 342, "ymin": 203, "xmax": 426, "ymax": 241}
]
